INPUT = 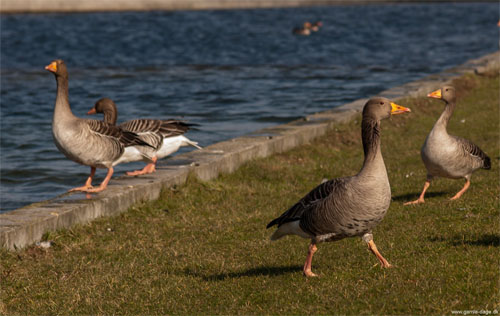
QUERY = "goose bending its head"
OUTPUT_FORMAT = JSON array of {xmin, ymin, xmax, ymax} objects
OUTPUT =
[
  {"xmin": 46, "ymin": 59, "xmax": 153, "ymax": 193},
  {"xmin": 87, "ymin": 98, "xmax": 201, "ymax": 176},
  {"xmin": 404, "ymin": 85, "xmax": 490, "ymax": 205},
  {"xmin": 267, "ymin": 98, "xmax": 411, "ymax": 277}
]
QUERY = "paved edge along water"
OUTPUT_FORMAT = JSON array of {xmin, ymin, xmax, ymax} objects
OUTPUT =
[
  {"xmin": 0, "ymin": 0, "xmax": 485, "ymax": 14},
  {"xmin": 0, "ymin": 51, "xmax": 498, "ymax": 250}
]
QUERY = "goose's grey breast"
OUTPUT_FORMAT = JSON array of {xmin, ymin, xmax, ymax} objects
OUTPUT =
[
  {"xmin": 300, "ymin": 175, "xmax": 390, "ymax": 242},
  {"xmin": 52, "ymin": 118, "xmax": 123, "ymax": 168},
  {"xmin": 422, "ymin": 130, "xmax": 480, "ymax": 178}
]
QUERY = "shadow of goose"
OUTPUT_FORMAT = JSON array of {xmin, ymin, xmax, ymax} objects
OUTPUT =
[
  {"xmin": 392, "ymin": 191, "xmax": 448, "ymax": 202},
  {"xmin": 184, "ymin": 265, "xmax": 302, "ymax": 281}
]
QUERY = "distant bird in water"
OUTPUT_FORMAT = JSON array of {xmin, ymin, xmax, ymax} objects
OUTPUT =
[
  {"xmin": 87, "ymin": 98, "xmax": 201, "ymax": 176},
  {"xmin": 267, "ymin": 98, "xmax": 411, "ymax": 277},
  {"xmin": 404, "ymin": 86, "xmax": 490, "ymax": 205},
  {"xmin": 293, "ymin": 25, "xmax": 311, "ymax": 36},
  {"xmin": 310, "ymin": 21, "xmax": 323, "ymax": 32},
  {"xmin": 46, "ymin": 60, "xmax": 154, "ymax": 193},
  {"xmin": 292, "ymin": 21, "xmax": 322, "ymax": 36}
]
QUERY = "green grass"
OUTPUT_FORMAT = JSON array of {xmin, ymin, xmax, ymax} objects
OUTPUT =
[{"xmin": 1, "ymin": 72, "xmax": 498, "ymax": 315}]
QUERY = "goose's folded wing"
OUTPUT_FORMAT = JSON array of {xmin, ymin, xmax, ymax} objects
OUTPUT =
[
  {"xmin": 158, "ymin": 120, "xmax": 192, "ymax": 137},
  {"xmin": 453, "ymin": 135, "xmax": 491, "ymax": 168},
  {"xmin": 120, "ymin": 119, "xmax": 161, "ymax": 134},
  {"xmin": 119, "ymin": 120, "xmax": 163, "ymax": 149},
  {"xmin": 86, "ymin": 119, "xmax": 154, "ymax": 148},
  {"xmin": 120, "ymin": 119, "xmax": 194, "ymax": 145},
  {"xmin": 267, "ymin": 178, "xmax": 345, "ymax": 228}
]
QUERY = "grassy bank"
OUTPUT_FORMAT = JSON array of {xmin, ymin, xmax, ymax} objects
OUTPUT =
[{"xmin": 1, "ymin": 71, "xmax": 498, "ymax": 315}]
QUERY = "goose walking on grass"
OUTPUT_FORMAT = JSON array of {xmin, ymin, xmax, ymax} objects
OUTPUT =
[
  {"xmin": 267, "ymin": 98, "xmax": 411, "ymax": 277},
  {"xmin": 46, "ymin": 59, "xmax": 154, "ymax": 193},
  {"xmin": 404, "ymin": 86, "xmax": 490, "ymax": 205},
  {"xmin": 87, "ymin": 98, "xmax": 201, "ymax": 176}
]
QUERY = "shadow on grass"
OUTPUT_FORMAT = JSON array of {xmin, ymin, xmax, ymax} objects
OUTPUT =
[
  {"xmin": 184, "ymin": 265, "xmax": 303, "ymax": 281},
  {"xmin": 428, "ymin": 233, "xmax": 500, "ymax": 247},
  {"xmin": 392, "ymin": 191, "xmax": 448, "ymax": 202}
]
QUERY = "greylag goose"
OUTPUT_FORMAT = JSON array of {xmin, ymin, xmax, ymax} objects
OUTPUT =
[
  {"xmin": 404, "ymin": 86, "xmax": 490, "ymax": 205},
  {"xmin": 46, "ymin": 59, "xmax": 153, "ymax": 193},
  {"xmin": 267, "ymin": 98, "xmax": 411, "ymax": 277},
  {"xmin": 87, "ymin": 98, "xmax": 201, "ymax": 176}
]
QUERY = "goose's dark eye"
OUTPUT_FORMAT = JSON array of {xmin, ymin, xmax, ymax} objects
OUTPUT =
[{"xmin": 380, "ymin": 102, "xmax": 384, "ymax": 105}]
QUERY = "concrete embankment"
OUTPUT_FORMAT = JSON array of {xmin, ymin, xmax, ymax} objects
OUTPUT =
[
  {"xmin": 0, "ymin": 0, "xmax": 480, "ymax": 14},
  {"xmin": 0, "ymin": 51, "xmax": 498, "ymax": 250}
]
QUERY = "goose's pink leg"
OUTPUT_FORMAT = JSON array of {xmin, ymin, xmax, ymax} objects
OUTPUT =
[
  {"xmin": 69, "ymin": 167, "xmax": 96, "ymax": 192},
  {"xmin": 404, "ymin": 180, "xmax": 431, "ymax": 205},
  {"xmin": 450, "ymin": 179, "xmax": 470, "ymax": 200},
  {"xmin": 367, "ymin": 240, "xmax": 392, "ymax": 268},
  {"xmin": 126, "ymin": 157, "xmax": 158, "ymax": 176},
  {"xmin": 303, "ymin": 242, "xmax": 318, "ymax": 277},
  {"xmin": 84, "ymin": 167, "xmax": 114, "ymax": 193}
]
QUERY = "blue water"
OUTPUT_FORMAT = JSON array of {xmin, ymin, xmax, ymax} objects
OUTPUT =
[{"xmin": 0, "ymin": 3, "xmax": 498, "ymax": 212}]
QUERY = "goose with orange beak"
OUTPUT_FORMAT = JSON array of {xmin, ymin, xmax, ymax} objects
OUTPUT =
[
  {"xmin": 46, "ymin": 59, "xmax": 154, "ymax": 193},
  {"xmin": 267, "ymin": 98, "xmax": 410, "ymax": 277},
  {"xmin": 404, "ymin": 86, "xmax": 490, "ymax": 205}
]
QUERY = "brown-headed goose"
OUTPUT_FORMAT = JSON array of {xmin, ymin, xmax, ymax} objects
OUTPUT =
[
  {"xmin": 46, "ymin": 59, "xmax": 153, "ymax": 193},
  {"xmin": 87, "ymin": 98, "xmax": 201, "ymax": 176},
  {"xmin": 404, "ymin": 85, "xmax": 490, "ymax": 205},
  {"xmin": 267, "ymin": 98, "xmax": 411, "ymax": 277}
]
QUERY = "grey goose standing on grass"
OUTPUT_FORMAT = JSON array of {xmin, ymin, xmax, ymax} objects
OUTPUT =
[
  {"xmin": 267, "ymin": 98, "xmax": 411, "ymax": 277},
  {"xmin": 46, "ymin": 59, "xmax": 154, "ymax": 193},
  {"xmin": 404, "ymin": 86, "xmax": 490, "ymax": 205},
  {"xmin": 87, "ymin": 98, "xmax": 201, "ymax": 176}
]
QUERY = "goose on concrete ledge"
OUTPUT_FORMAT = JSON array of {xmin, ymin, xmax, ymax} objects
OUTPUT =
[
  {"xmin": 87, "ymin": 97, "xmax": 201, "ymax": 176},
  {"xmin": 46, "ymin": 59, "xmax": 154, "ymax": 193},
  {"xmin": 404, "ymin": 85, "xmax": 490, "ymax": 205},
  {"xmin": 267, "ymin": 98, "xmax": 411, "ymax": 277}
]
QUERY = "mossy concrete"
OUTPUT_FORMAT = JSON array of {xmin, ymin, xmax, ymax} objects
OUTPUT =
[{"xmin": 0, "ymin": 51, "xmax": 498, "ymax": 250}]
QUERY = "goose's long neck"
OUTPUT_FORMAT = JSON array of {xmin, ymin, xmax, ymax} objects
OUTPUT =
[
  {"xmin": 103, "ymin": 107, "xmax": 117, "ymax": 125},
  {"xmin": 434, "ymin": 101, "xmax": 455, "ymax": 133},
  {"xmin": 53, "ymin": 74, "xmax": 75, "ymax": 122},
  {"xmin": 358, "ymin": 118, "xmax": 386, "ymax": 177}
]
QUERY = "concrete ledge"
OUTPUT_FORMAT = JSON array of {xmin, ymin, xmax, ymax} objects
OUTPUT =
[
  {"xmin": 0, "ymin": 0, "xmax": 481, "ymax": 14},
  {"xmin": 1, "ymin": 50, "xmax": 498, "ymax": 250}
]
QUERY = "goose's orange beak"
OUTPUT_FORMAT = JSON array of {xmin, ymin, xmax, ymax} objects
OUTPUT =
[
  {"xmin": 390, "ymin": 102, "xmax": 411, "ymax": 115},
  {"xmin": 45, "ymin": 61, "xmax": 57, "ymax": 73},
  {"xmin": 87, "ymin": 108, "xmax": 97, "ymax": 115},
  {"xmin": 427, "ymin": 89, "xmax": 442, "ymax": 99}
]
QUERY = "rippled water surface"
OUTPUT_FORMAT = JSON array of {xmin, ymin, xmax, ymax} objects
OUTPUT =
[{"xmin": 1, "ymin": 3, "xmax": 498, "ymax": 212}]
